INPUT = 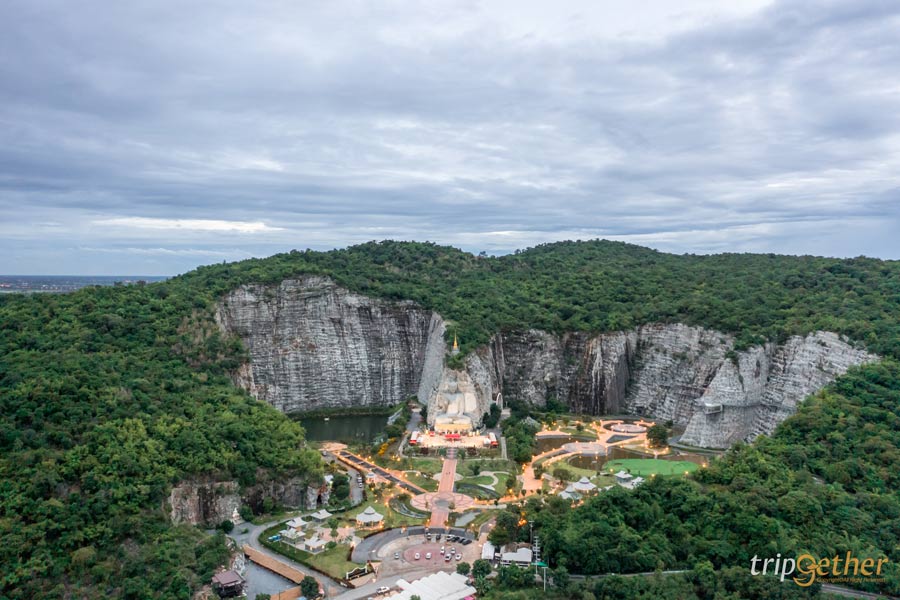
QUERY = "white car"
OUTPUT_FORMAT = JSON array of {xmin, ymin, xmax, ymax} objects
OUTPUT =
[
  {"xmin": 425, "ymin": 552, "xmax": 432, "ymax": 560},
  {"xmin": 414, "ymin": 552, "xmax": 420, "ymax": 560},
  {"xmin": 455, "ymin": 553, "xmax": 462, "ymax": 560},
  {"xmin": 377, "ymin": 586, "xmax": 390, "ymax": 594}
]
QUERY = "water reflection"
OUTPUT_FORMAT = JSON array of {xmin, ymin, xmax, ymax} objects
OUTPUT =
[{"xmin": 298, "ymin": 413, "xmax": 389, "ymax": 443}]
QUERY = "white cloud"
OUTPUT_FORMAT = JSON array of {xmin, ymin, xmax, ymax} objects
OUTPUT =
[
  {"xmin": 79, "ymin": 246, "xmax": 249, "ymax": 257},
  {"xmin": 93, "ymin": 217, "xmax": 283, "ymax": 233}
]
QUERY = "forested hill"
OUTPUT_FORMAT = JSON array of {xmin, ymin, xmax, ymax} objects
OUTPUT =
[
  {"xmin": 3, "ymin": 239, "xmax": 900, "ymax": 599},
  {"xmin": 0, "ymin": 268, "xmax": 323, "ymax": 598},
  {"xmin": 179, "ymin": 239, "xmax": 900, "ymax": 358}
]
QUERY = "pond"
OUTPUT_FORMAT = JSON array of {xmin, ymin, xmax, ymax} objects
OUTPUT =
[{"xmin": 298, "ymin": 413, "xmax": 389, "ymax": 443}]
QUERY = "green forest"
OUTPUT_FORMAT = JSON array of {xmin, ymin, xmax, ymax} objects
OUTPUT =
[
  {"xmin": 176, "ymin": 239, "xmax": 900, "ymax": 360},
  {"xmin": 3, "ymin": 239, "xmax": 900, "ymax": 598}
]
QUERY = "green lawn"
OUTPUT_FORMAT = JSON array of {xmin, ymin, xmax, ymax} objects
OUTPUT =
[
  {"xmin": 259, "ymin": 523, "xmax": 360, "ymax": 579},
  {"xmin": 305, "ymin": 542, "xmax": 360, "ymax": 579},
  {"xmin": 464, "ymin": 509, "xmax": 502, "ymax": 533},
  {"xmin": 459, "ymin": 475, "xmax": 494, "ymax": 487},
  {"xmin": 556, "ymin": 460, "xmax": 599, "ymax": 480},
  {"xmin": 561, "ymin": 426, "xmax": 597, "ymax": 439},
  {"xmin": 456, "ymin": 458, "xmax": 516, "ymax": 476},
  {"xmin": 603, "ymin": 458, "xmax": 700, "ymax": 477},
  {"xmin": 404, "ymin": 470, "xmax": 438, "ymax": 491},
  {"xmin": 346, "ymin": 500, "xmax": 424, "ymax": 529},
  {"xmin": 406, "ymin": 457, "xmax": 443, "ymax": 474}
]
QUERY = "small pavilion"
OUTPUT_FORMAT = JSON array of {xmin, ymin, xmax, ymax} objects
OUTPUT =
[{"xmin": 355, "ymin": 506, "xmax": 385, "ymax": 528}]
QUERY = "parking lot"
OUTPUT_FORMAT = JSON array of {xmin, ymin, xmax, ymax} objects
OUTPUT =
[{"xmin": 374, "ymin": 532, "xmax": 483, "ymax": 578}]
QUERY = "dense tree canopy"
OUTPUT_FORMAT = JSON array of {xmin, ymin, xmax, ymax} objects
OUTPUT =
[
  {"xmin": 176, "ymin": 239, "xmax": 900, "ymax": 359},
  {"xmin": 0, "ymin": 275, "xmax": 322, "ymax": 598},
  {"xmin": 3, "ymin": 239, "xmax": 900, "ymax": 598},
  {"xmin": 521, "ymin": 361, "xmax": 900, "ymax": 595}
]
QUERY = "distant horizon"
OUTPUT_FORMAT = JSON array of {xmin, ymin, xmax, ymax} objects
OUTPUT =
[{"xmin": 3, "ymin": 237, "xmax": 899, "ymax": 278}]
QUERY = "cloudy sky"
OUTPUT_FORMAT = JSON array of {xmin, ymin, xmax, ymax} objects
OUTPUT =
[{"xmin": 2, "ymin": 0, "xmax": 900, "ymax": 275}]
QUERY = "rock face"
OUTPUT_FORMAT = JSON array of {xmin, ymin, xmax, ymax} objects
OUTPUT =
[
  {"xmin": 168, "ymin": 476, "xmax": 328, "ymax": 526},
  {"xmin": 217, "ymin": 277, "xmax": 441, "ymax": 414},
  {"xmin": 489, "ymin": 325, "xmax": 875, "ymax": 448},
  {"xmin": 218, "ymin": 277, "xmax": 876, "ymax": 448}
]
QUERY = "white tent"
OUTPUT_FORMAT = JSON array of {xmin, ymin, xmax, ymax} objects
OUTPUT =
[
  {"xmin": 573, "ymin": 476, "xmax": 597, "ymax": 493},
  {"xmin": 355, "ymin": 506, "xmax": 384, "ymax": 526}
]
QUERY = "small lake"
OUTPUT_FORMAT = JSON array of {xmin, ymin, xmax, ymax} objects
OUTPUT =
[{"xmin": 298, "ymin": 413, "xmax": 389, "ymax": 443}]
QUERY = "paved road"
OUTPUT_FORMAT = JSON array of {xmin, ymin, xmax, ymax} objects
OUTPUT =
[
  {"xmin": 336, "ymin": 450, "xmax": 426, "ymax": 494},
  {"xmin": 406, "ymin": 407, "xmax": 422, "ymax": 432},
  {"xmin": 230, "ymin": 517, "xmax": 346, "ymax": 598}
]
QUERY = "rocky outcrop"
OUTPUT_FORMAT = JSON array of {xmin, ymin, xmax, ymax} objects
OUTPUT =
[
  {"xmin": 168, "ymin": 476, "xmax": 329, "ymax": 526},
  {"xmin": 491, "ymin": 325, "xmax": 875, "ymax": 448},
  {"xmin": 217, "ymin": 277, "xmax": 441, "ymax": 414},
  {"xmin": 217, "ymin": 277, "xmax": 876, "ymax": 448}
]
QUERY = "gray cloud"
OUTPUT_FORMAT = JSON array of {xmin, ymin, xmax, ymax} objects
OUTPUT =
[{"xmin": 2, "ymin": 0, "xmax": 900, "ymax": 274}]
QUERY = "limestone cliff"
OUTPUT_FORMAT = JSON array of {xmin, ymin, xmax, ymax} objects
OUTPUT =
[
  {"xmin": 491, "ymin": 325, "xmax": 875, "ymax": 448},
  {"xmin": 217, "ymin": 276, "xmax": 440, "ymax": 413},
  {"xmin": 168, "ymin": 476, "xmax": 329, "ymax": 526},
  {"xmin": 217, "ymin": 277, "xmax": 876, "ymax": 449}
]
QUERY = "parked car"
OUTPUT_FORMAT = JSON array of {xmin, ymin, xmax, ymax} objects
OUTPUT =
[
  {"xmin": 414, "ymin": 552, "xmax": 420, "ymax": 560},
  {"xmin": 394, "ymin": 552, "xmax": 400, "ymax": 559},
  {"xmin": 377, "ymin": 586, "xmax": 390, "ymax": 594},
  {"xmin": 435, "ymin": 534, "xmax": 441, "ymax": 541},
  {"xmin": 455, "ymin": 554, "xmax": 462, "ymax": 560},
  {"xmin": 444, "ymin": 554, "xmax": 451, "ymax": 562},
  {"xmin": 425, "ymin": 552, "xmax": 432, "ymax": 560},
  {"xmin": 462, "ymin": 538, "xmax": 472, "ymax": 545}
]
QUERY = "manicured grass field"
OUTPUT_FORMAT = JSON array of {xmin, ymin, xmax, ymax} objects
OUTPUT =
[
  {"xmin": 406, "ymin": 457, "xmax": 443, "ymax": 474},
  {"xmin": 459, "ymin": 475, "xmax": 494, "ymax": 487},
  {"xmin": 260, "ymin": 523, "xmax": 360, "ymax": 579},
  {"xmin": 603, "ymin": 458, "xmax": 700, "ymax": 477},
  {"xmin": 305, "ymin": 543, "xmax": 360, "ymax": 578},
  {"xmin": 403, "ymin": 470, "xmax": 438, "ymax": 491}
]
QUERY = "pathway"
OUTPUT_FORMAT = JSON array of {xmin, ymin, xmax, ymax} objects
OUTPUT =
[
  {"xmin": 334, "ymin": 450, "xmax": 426, "ymax": 494},
  {"xmin": 429, "ymin": 448, "xmax": 458, "ymax": 526}
]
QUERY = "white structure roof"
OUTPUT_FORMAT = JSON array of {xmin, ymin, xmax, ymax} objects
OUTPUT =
[
  {"xmin": 481, "ymin": 541, "xmax": 496, "ymax": 561},
  {"xmin": 305, "ymin": 536, "xmax": 327, "ymax": 549},
  {"xmin": 355, "ymin": 506, "xmax": 384, "ymax": 524},
  {"xmin": 388, "ymin": 571, "xmax": 476, "ymax": 600},
  {"xmin": 501, "ymin": 547, "xmax": 533, "ymax": 564},
  {"xmin": 614, "ymin": 470, "xmax": 633, "ymax": 480},
  {"xmin": 309, "ymin": 509, "xmax": 333, "ymax": 521},
  {"xmin": 286, "ymin": 517, "xmax": 308, "ymax": 529},
  {"xmin": 573, "ymin": 476, "xmax": 597, "ymax": 492}
]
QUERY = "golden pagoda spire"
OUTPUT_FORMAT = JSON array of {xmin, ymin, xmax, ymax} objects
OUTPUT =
[{"xmin": 452, "ymin": 332, "xmax": 459, "ymax": 355}]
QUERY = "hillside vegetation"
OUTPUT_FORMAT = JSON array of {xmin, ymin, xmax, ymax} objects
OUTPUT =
[
  {"xmin": 0, "ymin": 277, "xmax": 322, "ymax": 598},
  {"xmin": 179, "ymin": 239, "xmax": 900, "ymax": 360},
  {"xmin": 3, "ymin": 239, "xmax": 900, "ymax": 598}
]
